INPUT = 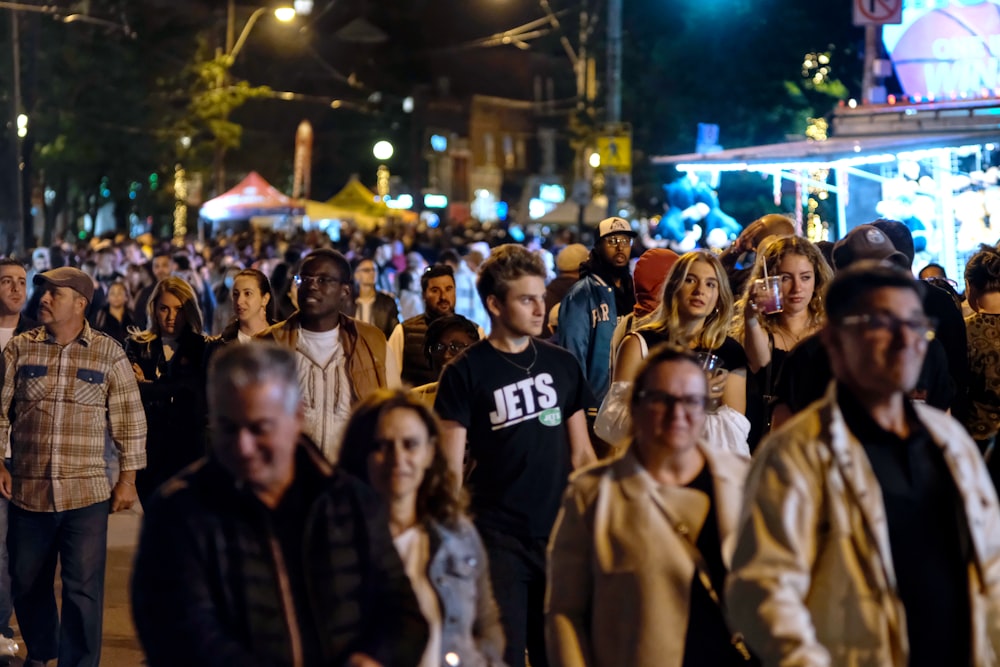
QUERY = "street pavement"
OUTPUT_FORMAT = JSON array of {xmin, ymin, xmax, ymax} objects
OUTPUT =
[{"xmin": 7, "ymin": 509, "xmax": 145, "ymax": 666}]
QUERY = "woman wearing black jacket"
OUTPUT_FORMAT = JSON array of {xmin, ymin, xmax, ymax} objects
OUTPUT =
[{"xmin": 124, "ymin": 276, "xmax": 210, "ymax": 505}]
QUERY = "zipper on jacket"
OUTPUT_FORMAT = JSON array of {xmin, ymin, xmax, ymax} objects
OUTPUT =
[{"xmin": 267, "ymin": 533, "xmax": 305, "ymax": 667}]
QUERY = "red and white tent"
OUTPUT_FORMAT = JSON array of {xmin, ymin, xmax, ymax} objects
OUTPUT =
[{"xmin": 199, "ymin": 172, "xmax": 304, "ymax": 221}]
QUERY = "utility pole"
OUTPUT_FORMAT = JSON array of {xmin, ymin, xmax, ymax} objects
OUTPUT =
[
  {"xmin": 605, "ymin": 0, "xmax": 622, "ymax": 217},
  {"xmin": 11, "ymin": 8, "xmax": 25, "ymax": 253}
]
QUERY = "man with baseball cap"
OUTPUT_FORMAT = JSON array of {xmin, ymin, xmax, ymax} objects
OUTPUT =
[
  {"xmin": 0, "ymin": 266, "xmax": 146, "ymax": 667},
  {"xmin": 557, "ymin": 217, "xmax": 637, "ymax": 402}
]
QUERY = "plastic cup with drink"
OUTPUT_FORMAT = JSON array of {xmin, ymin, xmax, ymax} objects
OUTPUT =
[{"xmin": 753, "ymin": 268, "xmax": 783, "ymax": 315}]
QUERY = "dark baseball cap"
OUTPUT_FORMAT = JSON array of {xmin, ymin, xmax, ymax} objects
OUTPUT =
[
  {"xmin": 832, "ymin": 225, "xmax": 909, "ymax": 271},
  {"xmin": 33, "ymin": 267, "xmax": 94, "ymax": 304}
]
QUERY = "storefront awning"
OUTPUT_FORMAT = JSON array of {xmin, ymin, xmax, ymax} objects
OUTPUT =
[{"xmin": 651, "ymin": 130, "xmax": 1000, "ymax": 172}]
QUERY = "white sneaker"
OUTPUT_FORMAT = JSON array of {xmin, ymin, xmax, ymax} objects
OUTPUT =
[{"xmin": 0, "ymin": 635, "xmax": 17, "ymax": 658}]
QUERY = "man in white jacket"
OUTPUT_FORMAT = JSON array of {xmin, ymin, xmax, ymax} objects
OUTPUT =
[{"xmin": 728, "ymin": 261, "xmax": 1000, "ymax": 667}]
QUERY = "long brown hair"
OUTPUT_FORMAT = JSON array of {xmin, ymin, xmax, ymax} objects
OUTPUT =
[
  {"xmin": 129, "ymin": 276, "xmax": 204, "ymax": 343},
  {"xmin": 731, "ymin": 236, "xmax": 833, "ymax": 342},
  {"xmin": 339, "ymin": 389, "xmax": 468, "ymax": 527}
]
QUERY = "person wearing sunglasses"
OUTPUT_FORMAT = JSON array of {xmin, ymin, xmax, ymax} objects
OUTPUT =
[
  {"xmin": 557, "ymin": 217, "xmax": 637, "ymax": 403},
  {"xmin": 410, "ymin": 314, "xmax": 480, "ymax": 408},
  {"xmin": 729, "ymin": 261, "xmax": 1000, "ymax": 667},
  {"xmin": 259, "ymin": 248, "xmax": 401, "ymax": 464}
]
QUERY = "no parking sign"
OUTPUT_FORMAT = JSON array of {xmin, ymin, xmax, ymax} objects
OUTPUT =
[{"xmin": 854, "ymin": 0, "xmax": 902, "ymax": 26}]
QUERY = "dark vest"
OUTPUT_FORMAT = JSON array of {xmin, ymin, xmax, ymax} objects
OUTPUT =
[{"xmin": 401, "ymin": 314, "xmax": 436, "ymax": 387}]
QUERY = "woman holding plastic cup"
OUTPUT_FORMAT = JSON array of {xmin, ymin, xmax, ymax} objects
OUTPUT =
[
  {"xmin": 733, "ymin": 236, "xmax": 833, "ymax": 450},
  {"xmin": 610, "ymin": 250, "xmax": 750, "ymax": 456}
]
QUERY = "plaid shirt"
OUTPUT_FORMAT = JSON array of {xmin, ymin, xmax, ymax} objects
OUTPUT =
[{"xmin": 0, "ymin": 322, "xmax": 147, "ymax": 511}]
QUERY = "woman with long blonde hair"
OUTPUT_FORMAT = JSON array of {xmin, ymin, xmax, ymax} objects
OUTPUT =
[
  {"xmin": 125, "ymin": 277, "xmax": 209, "ymax": 504},
  {"xmin": 610, "ymin": 250, "xmax": 749, "ymax": 455},
  {"xmin": 733, "ymin": 236, "xmax": 832, "ymax": 450}
]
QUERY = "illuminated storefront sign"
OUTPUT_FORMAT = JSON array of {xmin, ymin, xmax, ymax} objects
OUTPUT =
[{"xmin": 885, "ymin": 0, "xmax": 1000, "ymax": 100}]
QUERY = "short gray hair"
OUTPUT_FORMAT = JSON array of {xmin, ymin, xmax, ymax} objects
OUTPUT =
[{"xmin": 208, "ymin": 342, "xmax": 301, "ymax": 415}]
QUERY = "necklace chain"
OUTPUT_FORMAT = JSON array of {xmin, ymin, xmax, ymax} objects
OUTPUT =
[{"xmin": 493, "ymin": 338, "xmax": 538, "ymax": 376}]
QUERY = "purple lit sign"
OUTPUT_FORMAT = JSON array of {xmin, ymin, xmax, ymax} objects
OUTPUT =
[{"xmin": 884, "ymin": 0, "xmax": 1000, "ymax": 100}]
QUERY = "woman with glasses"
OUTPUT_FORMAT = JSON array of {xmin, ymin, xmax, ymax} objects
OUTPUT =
[
  {"xmin": 609, "ymin": 250, "xmax": 749, "ymax": 455},
  {"xmin": 548, "ymin": 344, "xmax": 756, "ymax": 667},
  {"xmin": 411, "ymin": 314, "xmax": 480, "ymax": 407},
  {"xmin": 124, "ymin": 277, "xmax": 210, "ymax": 505},
  {"xmin": 731, "ymin": 236, "xmax": 833, "ymax": 451},
  {"xmin": 339, "ymin": 390, "xmax": 507, "ymax": 667}
]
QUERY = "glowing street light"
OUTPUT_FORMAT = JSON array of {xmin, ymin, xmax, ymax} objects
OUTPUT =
[
  {"xmin": 373, "ymin": 140, "xmax": 394, "ymax": 161},
  {"xmin": 228, "ymin": 5, "xmax": 297, "ymax": 63},
  {"xmin": 589, "ymin": 151, "xmax": 601, "ymax": 168}
]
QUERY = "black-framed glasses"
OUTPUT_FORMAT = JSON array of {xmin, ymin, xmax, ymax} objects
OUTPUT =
[
  {"xmin": 430, "ymin": 341, "xmax": 469, "ymax": 355},
  {"xmin": 294, "ymin": 274, "xmax": 345, "ymax": 289},
  {"xmin": 635, "ymin": 390, "xmax": 707, "ymax": 414},
  {"xmin": 840, "ymin": 313, "xmax": 937, "ymax": 341}
]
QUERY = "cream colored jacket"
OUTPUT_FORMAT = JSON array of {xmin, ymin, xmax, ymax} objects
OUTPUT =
[
  {"xmin": 727, "ymin": 383, "xmax": 1000, "ymax": 667},
  {"xmin": 546, "ymin": 445, "xmax": 749, "ymax": 667}
]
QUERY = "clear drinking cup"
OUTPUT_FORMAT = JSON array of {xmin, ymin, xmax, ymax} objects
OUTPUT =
[{"xmin": 753, "ymin": 276, "xmax": 783, "ymax": 315}]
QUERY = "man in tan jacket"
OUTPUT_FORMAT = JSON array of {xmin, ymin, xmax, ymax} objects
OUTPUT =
[
  {"xmin": 728, "ymin": 262, "xmax": 1000, "ymax": 667},
  {"xmin": 259, "ymin": 248, "xmax": 400, "ymax": 463}
]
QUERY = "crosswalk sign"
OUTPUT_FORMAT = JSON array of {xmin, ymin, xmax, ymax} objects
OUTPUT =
[{"xmin": 597, "ymin": 129, "xmax": 631, "ymax": 170}]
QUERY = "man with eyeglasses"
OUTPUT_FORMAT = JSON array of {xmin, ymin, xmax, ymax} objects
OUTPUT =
[
  {"xmin": 728, "ymin": 261, "xmax": 1000, "ymax": 667},
  {"xmin": 259, "ymin": 249, "xmax": 400, "ymax": 463},
  {"xmin": 557, "ymin": 217, "xmax": 637, "ymax": 402}
]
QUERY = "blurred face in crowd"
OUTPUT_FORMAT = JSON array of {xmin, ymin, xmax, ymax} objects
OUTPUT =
[
  {"xmin": 488, "ymin": 276, "xmax": 546, "ymax": 338},
  {"xmin": 675, "ymin": 259, "xmax": 719, "ymax": 323},
  {"xmin": 367, "ymin": 407, "xmax": 435, "ymax": 505},
  {"xmin": 232, "ymin": 275, "xmax": 270, "ymax": 327},
  {"xmin": 823, "ymin": 286, "xmax": 931, "ymax": 399},
  {"xmin": 296, "ymin": 255, "xmax": 350, "ymax": 330},
  {"xmin": 599, "ymin": 234, "xmax": 633, "ymax": 269},
  {"xmin": 107, "ymin": 283, "xmax": 128, "ymax": 310},
  {"xmin": 429, "ymin": 326, "xmax": 476, "ymax": 374},
  {"xmin": 0, "ymin": 265, "xmax": 27, "ymax": 316},
  {"xmin": 776, "ymin": 253, "xmax": 815, "ymax": 317},
  {"xmin": 424, "ymin": 275, "xmax": 456, "ymax": 318},
  {"xmin": 156, "ymin": 291, "xmax": 187, "ymax": 337},
  {"xmin": 355, "ymin": 259, "xmax": 377, "ymax": 290},
  {"xmin": 152, "ymin": 256, "xmax": 173, "ymax": 282},
  {"xmin": 631, "ymin": 358, "xmax": 708, "ymax": 455},
  {"xmin": 211, "ymin": 379, "xmax": 302, "ymax": 506}
]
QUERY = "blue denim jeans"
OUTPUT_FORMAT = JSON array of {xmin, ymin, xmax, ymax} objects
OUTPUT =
[
  {"xmin": 0, "ymin": 459, "xmax": 10, "ymax": 636},
  {"xmin": 9, "ymin": 500, "xmax": 110, "ymax": 667}
]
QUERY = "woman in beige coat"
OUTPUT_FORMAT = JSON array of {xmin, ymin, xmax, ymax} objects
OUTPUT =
[{"xmin": 546, "ymin": 343, "xmax": 756, "ymax": 667}]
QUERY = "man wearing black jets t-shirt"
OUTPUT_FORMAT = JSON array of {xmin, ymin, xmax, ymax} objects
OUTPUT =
[{"xmin": 436, "ymin": 244, "xmax": 596, "ymax": 667}]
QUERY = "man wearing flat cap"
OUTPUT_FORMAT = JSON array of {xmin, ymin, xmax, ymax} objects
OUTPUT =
[{"xmin": 0, "ymin": 267, "xmax": 147, "ymax": 667}]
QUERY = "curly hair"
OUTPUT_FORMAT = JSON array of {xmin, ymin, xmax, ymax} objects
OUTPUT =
[
  {"xmin": 339, "ymin": 389, "xmax": 468, "ymax": 528},
  {"xmin": 641, "ymin": 250, "xmax": 733, "ymax": 350},
  {"xmin": 731, "ymin": 236, "xmax": 833, "ymax": 342},
  {"xmin": 129, "ymin": 276, "xmax": 204, "ymax": 342},
  {"xmin": 476, "ymin": 244, "xmax": 545, "ymax": 309}
]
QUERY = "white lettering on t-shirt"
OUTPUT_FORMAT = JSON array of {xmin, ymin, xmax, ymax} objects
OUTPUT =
[{"xmin": 488, "ymin": 373, "xmax": 560, "ymax": 429}]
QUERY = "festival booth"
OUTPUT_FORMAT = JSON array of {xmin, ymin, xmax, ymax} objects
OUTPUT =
[
  {"xmin": 199, "ymin": 172, "xmax": 303, "ymax": 237},
  {"xmin": 303, "ymin": 176, "xmax": 417, "ymax": 235},
  {"xmin": 652, "ymin": 0, "xmax": 1000, "ymax": 280}
]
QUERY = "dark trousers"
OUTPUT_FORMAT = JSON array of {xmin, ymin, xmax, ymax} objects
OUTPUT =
[
  {"xmin": 478, "ymin": 527, "xmax": 549, "ymax": 667},
  {"xmin": 0, "ymin": 481, "xmax": 9, "ymax": 635},
  {"xmin": 9, "ymin": 500, "xmax": 109, "ymax": 667}
]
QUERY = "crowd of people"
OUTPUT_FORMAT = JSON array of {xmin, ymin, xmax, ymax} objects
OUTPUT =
[{"xmin": 0, "ymin": 211, "xmax": 998, "ymax": 666}]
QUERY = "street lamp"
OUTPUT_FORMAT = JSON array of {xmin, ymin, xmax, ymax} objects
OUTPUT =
[
  {"xmin": 227, "ymin": 4, "xmax": 297, "ymax": 64},
  {"xmin": 373, "ymin": 141, "xmax": 394, "ymax": 198}
]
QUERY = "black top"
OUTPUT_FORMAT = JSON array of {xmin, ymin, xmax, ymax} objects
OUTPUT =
[
  {"xmin": 638, "ymin": 330, "xmax": 748, "ymax": 372},
  {"xmin": 839, "ymin": 386, "xmax": 971, "ymax": 667},
  {"xmin": 773, "ymin": 332, "xmax": 953, "ymax": 415},
  {"xmin": 746, "ymin": 340, "xmax": 788, "ymax": 453},
  {"xmin": 434, "ymin": 338, "xmax": 595, "ymax": 538},
  {"xmin": 681, "ymin": 464, "xmax": 755, "ymax": 667}
]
